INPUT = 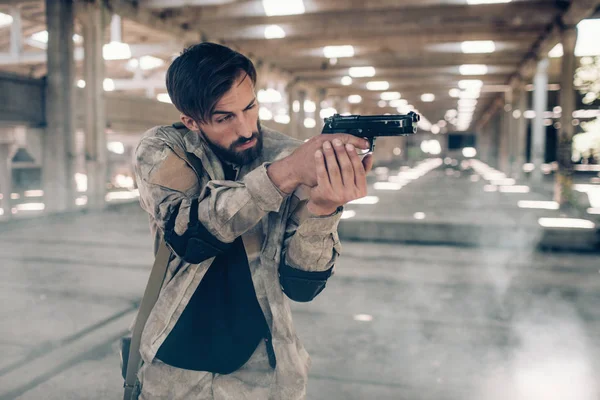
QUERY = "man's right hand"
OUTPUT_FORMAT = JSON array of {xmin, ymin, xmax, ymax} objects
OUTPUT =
[{"xmin": 267, "ymin": 134, "xmax": 371, "ymax": 193}]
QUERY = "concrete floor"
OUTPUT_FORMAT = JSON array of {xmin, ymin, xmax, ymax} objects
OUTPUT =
[{"xmin": 1, "ymin": 164, "xmax": 599, "ymax": 400}]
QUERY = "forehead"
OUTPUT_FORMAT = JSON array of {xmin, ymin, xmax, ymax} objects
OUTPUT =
[{"xmin": 214, "ymin": 74, "xmax": 255, "ymax": 111}]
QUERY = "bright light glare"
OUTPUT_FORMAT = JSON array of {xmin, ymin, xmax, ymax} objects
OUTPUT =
[
  {"xmin": 484, "ymin": 185, "xmax": 498, "ymax": 192},
  {"xmin": 462, "ymin": 147, "xmax": 477, "ymax": 158},
  {"xmin": 16, "ymin": 203, "xmax": 45, "ymax": 211},
  {"xmin": 0, "ymin": 12, "xmax": 13, "ymax": 28},
  {"xmin": 518, "ymin": 201, "xmax": 559, "ymax": 210},
  {"xmin": 103, "ymin": 78, "xmax": 115, "ymax": 91},
  {"xmin": 106, "ymin": 190, "xmax": 139, "ymax": 202},
  {"xmin": 304, "ymin": 118, "xmax": 316, "ymax": 128},
  {"xmin": 349, "ymin": 66, "xmax": 376, "ymax": 78},
  {"xmin": 449, "ymin": 88, "xmax": 461, "ymax": 98},
  {"xmin": 341, "ymin": 210, "xmax": 356, "ymax": 219},
  {"xmin": 413, "ymin": 212, "xmax": 426, "ymax": 220},
  {"xmin": 461, "ymin": 40, "xmax": 495, "ymax": 53},
  {"xmin": 353, "ymin": 314, "xmax": 373, "ymax": 322},
  {"xmin": 156, "ymin": 93, "xmax": 172, "ymax": 103},
  {"xmin": 574, "ymin": 19, "xmax": 600, "ymax": 56},
  {"xmin": 75, "ymin": 173, "xmax": 88, "ymax": 192},
  {"xmin": 499, "ymin": 185, "xmax": 530, "ymax": 193},
  {"xmin": 467, "ymin": 0, "xmax": 511, "ymax": 3},
  {"xmin": 538, "ymin": 218, "xmax": 595, "ymax": 229},
  {"xmin": 24, "ymin": 190, "xmax": 44, "ymax": 197},
  {"xmin": 138, "ymin": 56, "xmax": 164, "ymax": 70},
  {"xmin": 107, "ymin": 141, "xmax": 125, "ymax": 154},
  {"xmin": 459, "ymin": 64, "xmax": 488, "ymax": 75},
  {"xmin": 348, "ymin": 95, "xmax": 362, "ymax": 104},
  {"xmin": 257, "ymin": 88, "xmax": 282, "ymax": 103},
  {"xmin": 421, "ymin": 93, "xmax": 435, "ymax": 102},
  {"xmin": 264, "ymin": 25, "xmax": 286, "ymax": 39},
  {"xmin": 381, "ymin": 92, "xmax": 401, "ymax": 101},
  {"xmin": 259, "ymin": 107, "xmax": 273, "ymax": 121},
  {"xmin": 77, "ymin": 80, "xmax": 86, "ymax": 88},
  {"xmin": 103, "ymin": 41, "xmax": 131, "ymax": 60},
  {"xmin": 262, "ymin": 0, "xmax": 305, "ymax": 16},
  {"xmin": 374, "ymin": 182, "xmax": 403, "ymax": 190},
  {"xmin": 320, "ymin": 107, "xmax": 337, "ymax": 119},
  {"xmin": 341, "ymin": 76, "xmax": 353, "ymax": 86},
  {"xmin": 348, "ymin": 196, "xmax": 379, "ymax": 205},
  {"xmin": 323, "ymin": 45, "xmax": 354, "ymax": 58},
  {"xmin": 274, "ymin": 114, "xmax": 290, "ymax": 124},
  {"xmin": 366, "ymin": 81, "xmax": 389, "ymax": 91},
  {"xmin": 304, "ymin": 100, "xmax": 316, "ymax": 112}
]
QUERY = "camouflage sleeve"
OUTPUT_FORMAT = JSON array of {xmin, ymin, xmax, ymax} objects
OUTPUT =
[
  {"xmin": 278, "ymin": 185, "xmax": 343, "ymax": 302},
  {"xmin": 134, "ymin": 136, "xmax": 287, "ymax": 254}
]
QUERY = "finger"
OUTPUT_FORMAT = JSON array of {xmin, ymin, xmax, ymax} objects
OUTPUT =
[
  {"xmin": 323, "ymin": 140, "xmax": 343, "ymax": 190},
  {"xmin": 324, "ymin": 134, "xmax": 370, "ymax": 150},
  {"xmin": 332, "ymin": 138, "xmax": 354, "ymax": 186},
  {"xmin": 314, "ymin": 149, "xmax": 331, "ymax": 189},
  {"xmin": 346, "ymin": 143, "xmax": 366, "ymax": 187},
  {"xmin": 362, "ymin": 153, "xmax": 374, "ymax": 174}
]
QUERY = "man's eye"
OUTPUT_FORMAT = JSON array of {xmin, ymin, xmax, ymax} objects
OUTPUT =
[
  {"xmin": 246, "ymin": 104, "xmax": 256, "ymax": 110},
  {"xmin": 218, "ymin": 115, "xmax": 233, "ymax": 123}
]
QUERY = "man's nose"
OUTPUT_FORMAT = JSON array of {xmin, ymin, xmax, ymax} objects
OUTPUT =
[{"xmin": 236, "ymin": 113, "xmax": 254, "ymax": 139}]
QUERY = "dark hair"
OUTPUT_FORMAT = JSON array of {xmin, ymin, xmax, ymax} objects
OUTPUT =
[{"xmin": 166, "ymin": 42, "xmax": 257, "ymax": 124}]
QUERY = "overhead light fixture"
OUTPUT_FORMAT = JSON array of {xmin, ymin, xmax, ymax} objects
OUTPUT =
[
  {"xmin": 378, "ymin": 100, "xmax": 387, "ymax": 108},
  {"xmin": 348, "ymin": 95, "xmax": 362, "ymax": 104},
  {"xmin": 103, "ymin": 41, "xmax": 131, "ymax": 60},
  {"xmin": 304, "ymin": 100, "xmax": 316, "ymax": 112},
  {"xmin": 466, "ymin": 0, "xmax": 511, "ymax": 4},
  {"xmin": 0, "ymin": 12, "xmax": 13, "ymax": 28},
  {"xmin": 137, "ymin": 55, "xmax": 164, "ymax": 70},
  {"xmin": 262, "ymin": 0, "xmax": 305, "ymax": 16},
  {"xmin": 421, "ymin": 93, "xmax": 435, "ymax": 102},
  {"xmin": 156, "ymin": 93, "xmax": 172, "ymax": 103},
  {"xmin": 320, "ymin": 107, "xmax": 337, "ymax": 119},
  {"xmin": 323, "ymin": 45, "xmax": 354, "ymax": 58},
  {"xmin": 459, "ymin": 64, "xmax": 488, "ymax": 75},
  {"xmin": 257, "ymin": 88, "xmax": 282, "ymax": 103},
  {"xmin": 449, "ymin": 88, "xmax": 461, "ymax": 98},
  {"xmin": 458, "ymin": 79, "xmax": 483, "ymax": 90},
  {"xmin": 548, "ymin": 43, "xmax": 563, "ymax": 58},
  {"xmin": 461, "ymin": 40, "xmax": 495, "ymax": 53},
  {"xmin": 274, "ymin": 114, "xmax": 290, "ymax": 124},
  {"xmin": 574, "ymin": 18, "xmax": 600, "ymax": 56},
  {"xmin": 264, "ymin": 25, "xmax": 286, "ymax": 39},
  {"xmin": 389, "ymin": 99, "xmax": 407, "ymax": 108},
  {"xmin": 538, "ymin": 218, "xmax": 595, "ymax": 229},
  {"xmin": 304, "ymin": 118, "xmax": 316, "ymax": 128},
  {"xmin": 341, "ymin": 76, "xmax": 353, "ymax": 86},
  {"xmin": 259, "ymin": 107, "xmax": 274, "ymax": 121},
  {"xmin": 366, "ymin": 81, "xmax": 389, "ymax": 91},
  {"xmin": 380, "ymin": 92, "xmax": 401, "ymax": 101},
  {"xmin": 349, "ymin": 66, "xmax": 375, "ymax": 78},
  {"xmin": 103, "ymin": 78, "xmax": 115, "ymax": 91},
  {"xmin": 77, "ymin": 80, "xmax": 86, "ymax": 88}
]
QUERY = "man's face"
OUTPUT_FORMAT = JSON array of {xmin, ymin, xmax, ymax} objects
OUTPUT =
[{"xmin": 195, "ymin": 73, "xmax": 263, "ymax": 166}]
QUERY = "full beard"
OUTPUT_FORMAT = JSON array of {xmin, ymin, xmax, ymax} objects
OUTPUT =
[{"xmin": 207, "ymin": 121, "xmax": 264, "ymax": 166}]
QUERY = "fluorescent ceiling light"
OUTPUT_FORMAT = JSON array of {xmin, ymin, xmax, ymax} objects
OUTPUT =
[
  {"xmin": 466, "ymin": 0, "xmax": 511, "ymax": 4},
  {"xmin": 348, "ymin": 95, "xmax": 362, "ymax": 104},
  {"xmin": 103, "ymin": 78, "xmax": 115, "ymax": 91},
  {"xmin": 574, "ymin": 19, "xmax": 600, "ymax": 56},
  {"xmin": 349, "ymin": 66, "xmax": 375, "ymax": 78},
  {"xmin": 257, "ymin": 88, "xmax": 282, "ymax": 103},
  {"xmin": 304, "ymin": 118, "xmax": 316, "ymax": 128},
  {"xmin": 461, "ymin": 40, "xmax": 495, "ymax": 53},
  {"xmin": 518, "ymin": 200, "xmax": 559, "ymax": 210},
  {"xmin": 421, "ymin": 93, "xmax": 435, "ymax": 102},
  {"xmin": 264, "ymin": 25, "xmax": 286, "ymax": 39},
  {"xmin": 320, "ymin": 107, "xmax": 337, "ymax": 119},
  {"xmin": 348, "ymin": 196, "xmax": 379, "ymax": 205},
  {"xmin": 458, "ymin": 79, "xmax": 483, "ymax": 90},
  {"xmin": 380, "ymin": 92, "xmax": 401, "ymax": 101},
  {"xmin": 103, "ymin": 41, "xmax": 131, "ymax": 60},
  {"xmin": 77, "ymin": 79, "xmax": 86, "ymax": 88},
  {"xmin": 262, "ymin": 0, "xmax": 305, "ymax": 16},
  {"xmin": 389, "ymin": 99, "xmax": 407, "ymax": 108},
  {"xmin": 137, "ymin": 56, "xmax": 164, "ymax": 70},
  {"xmin": 462, "ymin": 147, "xmax": 477, "ymax": 157},
  {"xmin": 449, "ymin": 88, "xmax": 461, "ymax": 98},
  {"xmin": 0, "ymin": 12, "xmax": 13, "ymax": 28},
  {"xmin": 156, "ymin": 93, "xmax": 172, "ymax": 103},
  {"xmin": 259, "ymin": 107, "xmax": 273, "ymax": 121},
  {"xmin": 538, "ymin": 218, "xmax": 595, "ymax": 229},
  {"xmin": 323, "ymin": 45, "xmax": 354, "ymax": 58},
  {"xmin": 341, "ymin": 76, "xmax": 353, "ymax": 86},
  {"xmin": 274, "ymin": 114, "xmax": 290, "ymax": 124},
  {"xmin": 366, "ymin": 81, "xmax": 389, "ymax": 91},
  {"xmin": 304, "ymin": 100, "xmax": 316, "ymax": 112},
  {"xmin": 459, "ymin": 64, "xmax": 488, "ymax": 75}
]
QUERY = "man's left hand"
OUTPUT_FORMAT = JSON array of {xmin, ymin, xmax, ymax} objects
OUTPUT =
[{"xmin": 306, "ymin": 138, "xmax": 374, "ymax": 216}]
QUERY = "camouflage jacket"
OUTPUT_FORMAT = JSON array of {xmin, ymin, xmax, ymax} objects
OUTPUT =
[{"xmin": 132, "ymin": 123, "xmax": 342, "ymax": 399}]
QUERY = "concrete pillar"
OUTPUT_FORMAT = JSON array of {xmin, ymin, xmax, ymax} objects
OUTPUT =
[
  {"xmin": 530, "ymin": 57, "xmax": 549, "ymax": 186},
  {"xmin": 0, "ymin": 144, "xmax": 13, "ymax": 218},
  {"xmin": 287, "ymin": 84, "xmax": 299, "ymax": 139},
  {"xmin": 314, "ymin": 88, "xmax": 325, "ymax": 136},
  {"xmin": 513, "ymin": 86, "xmax": 528, "ymax": 180},
  {"xmin": 554, "ymin": 26, "xmax": 577, "ymax": 206},
  {"xmin": 43, "ymin": 0, "xmax": 76, "ymax": 213},
  {"xmin": 10, "ymin": 6, "xmax": 23, "ymax": 56},
  {"xmin": 498, "ymin": 92, "xmax": 512, "ymax": 173},
  {"xmin": 297, "ymin": 89, "xmax": 307, "ymax": 140},
  {"xmin": 80, "ymin": 1, "xmax": 108, "ymax": 210}
]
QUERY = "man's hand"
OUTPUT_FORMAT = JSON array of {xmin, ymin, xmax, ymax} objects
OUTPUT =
[
  {"xmin": 306, "ymin": 138, "xmax": 374, "ymax": 216},
  {"xmin": 267, "ymin": 134, "xmax": 370, "ymax": 194}
]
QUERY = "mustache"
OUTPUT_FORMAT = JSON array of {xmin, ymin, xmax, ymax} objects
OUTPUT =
[{"xmin": 232, "ymin": 132, "xmax": 259, "ymax": 148}]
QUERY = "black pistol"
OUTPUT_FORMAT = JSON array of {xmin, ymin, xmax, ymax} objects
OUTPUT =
[{"xmin": 321, "ymin": 111, "xmax": 420, "ymax": 152}]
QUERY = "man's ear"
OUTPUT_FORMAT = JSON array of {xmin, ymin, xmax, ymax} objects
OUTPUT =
[{"xmin": 180, "ymin": 114, "xmax": 201, "ymax": 132}]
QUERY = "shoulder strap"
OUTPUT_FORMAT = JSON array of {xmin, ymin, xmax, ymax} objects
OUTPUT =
[{"xmin": 123, "ymin": 238, "xmax": 171, "ymax": 399}]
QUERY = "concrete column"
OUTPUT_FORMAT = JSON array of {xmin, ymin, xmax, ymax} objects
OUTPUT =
[
  {"xmin": 297, "ymin": 89, "xmax": 307, "ymax": 140},
  {"xmin": 554, "ymin": 26, "xmax": 577, "ymax": 205},
  {"xmin": 287, "ymin": 84, "xmax": 299, "ymax": 139},
  {"xmin": 498, "ymin": 93, "xmax": 512, "ymax": 173},
  {"xmin": 80, "ymin": 1, "xmax": 108, "ymax": 210},
  {"xmin": 530, "ymin": 57, "xmax": 549, "ymax": 186},
  {"xmin": 513, "ymin": 86, "xmax": 527, "ymax": 180},
  {"xmin": 10, "ymin": 6, "xmax": 23, "ymax": 56},
  {"xmin": 314, "ymin": 88, "xmax": 325, "ymax": 137},
  {"xmin": 43, "ymin": 0, "xmax": 76, "ymax": 213},
  {"xmin": 0, "ymin": 144, "xmax": 13, "ymax": 218}
]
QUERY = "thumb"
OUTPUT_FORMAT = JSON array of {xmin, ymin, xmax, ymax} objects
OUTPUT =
[{"xmin": 362, "ymin": 153, "xmax": 374, "ymax": 174}]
